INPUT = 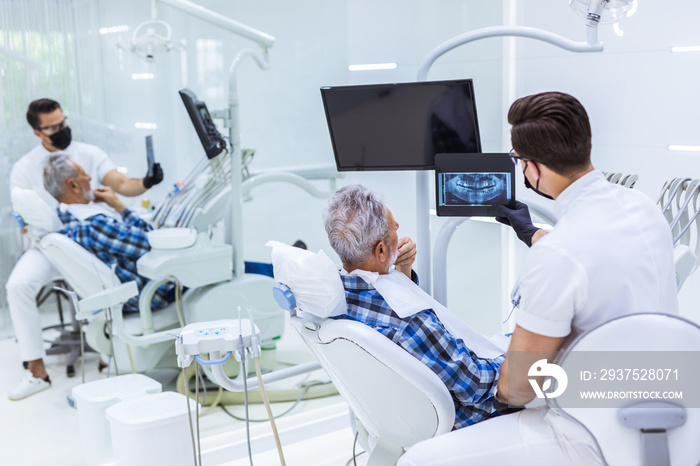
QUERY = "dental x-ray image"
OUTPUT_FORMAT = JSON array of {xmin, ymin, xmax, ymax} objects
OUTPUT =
[
  {"xmin": 439, "ymin": 172, "xmax": 511, "ymax": 206},
  {"xmin": 434, "ymin": 153, "xmax": 515, "ymax": 217}
]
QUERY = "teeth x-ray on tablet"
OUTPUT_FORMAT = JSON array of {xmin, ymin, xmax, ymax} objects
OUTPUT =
[
  {"xmin": 434, "ymin": 153, "xmax": 515, "ymax": 217},
  {"xmin": 441, "ymin": 172, "xmax": 510, "ymax": 206}
]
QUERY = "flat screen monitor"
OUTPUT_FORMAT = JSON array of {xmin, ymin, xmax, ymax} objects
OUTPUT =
[
  {"xmin": 179, "ymin": 88, "xmax": 227, "ymax": 159},
  {"xmin": 435, "ymin": 153, "xmax": 515, "ymax": 217},
  {"xmin": 320, "ymin": 79, "xmax": 481, "ymax": 171}
]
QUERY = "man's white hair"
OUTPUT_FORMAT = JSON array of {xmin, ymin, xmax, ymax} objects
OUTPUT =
[
  {"xmin": 43, "ymin": 153, "xmax": 76, "ymax": 200},
  {"xmin": 322, "ymin": 184, "xmax": 389, "ymax": 266}
]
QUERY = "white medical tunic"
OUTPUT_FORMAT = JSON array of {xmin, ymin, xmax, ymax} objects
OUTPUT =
[
  {"xmin": 10, "ymin": 142, "xmax": 116, "ymax": 227},
  {"xmin": 515, "ymin": 170, "xmax": 679, "ymax": 345}
]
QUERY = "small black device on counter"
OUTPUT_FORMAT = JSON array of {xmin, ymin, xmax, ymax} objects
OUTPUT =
[{"xmin": 179, "ymin": 88, "xmax": 227, "ymax": 159}]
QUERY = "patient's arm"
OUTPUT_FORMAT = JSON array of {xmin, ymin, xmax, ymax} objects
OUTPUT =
[{"xmin": 496, "ymin": 325, "xmax": 565, "ymax": 406}]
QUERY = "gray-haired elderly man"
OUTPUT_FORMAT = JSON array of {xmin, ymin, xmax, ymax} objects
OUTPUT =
[{"xmin": 323, "ymin": 184, "xmax": 512, "ymax": 430}]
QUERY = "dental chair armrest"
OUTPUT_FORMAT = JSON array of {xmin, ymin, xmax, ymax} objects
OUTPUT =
[{"xmin": 77, "ymin": 281, "xmax": 139, "ymax": 320}]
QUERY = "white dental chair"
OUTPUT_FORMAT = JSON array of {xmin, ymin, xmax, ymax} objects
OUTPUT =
[
  {"xmin": 39, "ymin": 232, "xmax": 182, "ymax": 372},
  {"xmin": 272, "ymin": 283, "xmax": 456, "ymax": 466},
  {"xmin": 551, "ymin": 313, "xmax": 700, "ymax": 466}
]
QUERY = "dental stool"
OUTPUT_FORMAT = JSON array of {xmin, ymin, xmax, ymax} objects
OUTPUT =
[
  {"xmin": 273, "ymin": 283, "xmax": 455, "ymax": 466},
  {"xmin": 552, "ymin": 313, "xmax": 700, "ymax": 466}
]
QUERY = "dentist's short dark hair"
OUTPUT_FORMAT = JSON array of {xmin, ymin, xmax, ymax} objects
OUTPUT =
[{"xmin": 508, "ymin": 91, "xmax": 592, "ymax": 178}]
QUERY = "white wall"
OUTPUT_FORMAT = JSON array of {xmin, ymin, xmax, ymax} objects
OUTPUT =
[{"xmin": 512, "ymin": 0, "xmax": 700, "ymax": 322}]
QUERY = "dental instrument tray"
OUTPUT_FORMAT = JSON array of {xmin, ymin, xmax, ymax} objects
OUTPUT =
[
  {"xmin": 434, "ymin": 153, "xmax": 515, "ymax": 217},
  {"xmin": 146, "ymin": 228, "xmax": 197, "ymax": 249}
]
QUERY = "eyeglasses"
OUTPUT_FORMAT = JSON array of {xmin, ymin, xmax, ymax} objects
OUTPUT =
[
  {"xmin": 509, "ymin": 149, "xmax": 545, "ymax": 167},
  {"xmin": 39, "ymin": 118, "xmax": 68, "ymax": 135}
]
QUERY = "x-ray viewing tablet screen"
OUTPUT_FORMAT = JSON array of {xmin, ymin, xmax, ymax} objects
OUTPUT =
[{"xmin": 435, "ymin": 153, "xmax": 515, "ymax": 217}]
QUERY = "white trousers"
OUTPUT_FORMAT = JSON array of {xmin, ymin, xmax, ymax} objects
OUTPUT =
[
  {"xmin": 6, "ymin": 247, "xmax": 60, "ymax": 361},
  {"xmin": 397, "ymin": 407, "xmax": 603, "ymax": 466}
]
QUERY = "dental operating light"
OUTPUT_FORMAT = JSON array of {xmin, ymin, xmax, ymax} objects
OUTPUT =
[{"xmin": 569, "ymin": 0, "xmax": 637, "ymax": 27}]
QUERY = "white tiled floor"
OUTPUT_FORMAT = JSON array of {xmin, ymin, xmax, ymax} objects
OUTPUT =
[{"xmin": 0, "ymin": 318, "xmax": 367, "ymax": 466}]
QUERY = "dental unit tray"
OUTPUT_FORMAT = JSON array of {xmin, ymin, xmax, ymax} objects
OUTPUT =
[
  {"xmin": 137, "ymin": 232, "xmax": 232, "ymax": 288},
  {"xmin": 435, "ymin": 152, "xmax": 516, "ymax": 217},
  {"xmin": 146, "ymin": 228, "xmax": 197, "ymax": 249},
  {"xmin": 175, "ymin": 319, "xmax": 260, "ymax": 369}
]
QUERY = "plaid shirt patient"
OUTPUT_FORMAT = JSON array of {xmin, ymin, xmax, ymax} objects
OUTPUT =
[
  {"xmin": 56, "ymin": 208, "xmax": 175, "ymax": 312},
  {"xmin": 334, "ymin": 273, "xmax": 504, "ymax": 429}
]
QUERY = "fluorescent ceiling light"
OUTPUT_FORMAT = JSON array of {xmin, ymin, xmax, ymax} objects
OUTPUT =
[
  {"xmin": 99, "ymin": 25, "xmax": 129, "ymax": 35},
  {"xmin": 132, "ymin": 73, "xmax": 154, "ymax": 80},
  {"xmin": 668, "ymin": 145, "xmax": 700, "ymax": 152},
  {"xmin": 349, "ymin": 63, "xmax": 397, "ymax": 71},
  {"xmin": 135, "ymin": 122, "xmax": 157, "ymax": 130},
  {"xmin": 671, "ymin": 46, "xmax": 700, "ymax": 53}
]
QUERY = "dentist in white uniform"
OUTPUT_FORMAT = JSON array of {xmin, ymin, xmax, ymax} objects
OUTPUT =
[
  {"xmin": 398, "ymin": 91, "xmax": 679, "ymax": 465},
  {"xmin": 7, "ymin": 98, "xmax": 163, "ymax": 400}
]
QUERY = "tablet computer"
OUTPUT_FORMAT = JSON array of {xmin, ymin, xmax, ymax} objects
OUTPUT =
[
  {"xmin": 145, "ymin": 135, "xmax": 155, "ymax": 178},
  {"xmin": 435, "ymin": 153, "xmax": 515, "ymax": 217}
]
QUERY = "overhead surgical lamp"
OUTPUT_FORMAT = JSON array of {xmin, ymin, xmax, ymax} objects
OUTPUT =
[
  {"xmin": 124, "ymin": 0, "xmax": 274, "ymax": 63},
  {"xmin": 129, "ymin": 19, "xmax": 183, "ymax": 63},
  {"xmin": 569, "ymin": 0, "xmax": 637, "ymax": 27},
  {"xmin": 417, "ymin": 0, "xmax": 637, "ymax": 295}
]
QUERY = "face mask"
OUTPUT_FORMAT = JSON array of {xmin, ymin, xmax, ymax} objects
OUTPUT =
[
  {"xmin": 523, "ymin": 163, "xmax": 554, "ymax": 200},
  {"xmin": 49, "ymin": 126, "xmax": 72, "ymax": 150}
]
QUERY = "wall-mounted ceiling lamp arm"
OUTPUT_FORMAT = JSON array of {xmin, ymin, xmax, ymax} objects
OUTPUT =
[
  {"xmin": 417, "ymin": 25, "xmax": 602, "ymax": 82},
  {"xmin": 158, "ymin": 0, "xmax": 275, "ymax": 49}
]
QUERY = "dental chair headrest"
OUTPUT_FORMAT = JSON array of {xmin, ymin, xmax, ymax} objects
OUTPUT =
[
  {"xmin": 11, "ymin": 187, "xmax": 61, "ymax": 232},
  {"xmin": 267, "ymin": 240, "xmax": 346, "ymax": 319}
]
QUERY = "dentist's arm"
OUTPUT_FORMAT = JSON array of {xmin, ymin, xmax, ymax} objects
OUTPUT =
[{"xmin": 496, "ymin": 325, "xmax": 566, "ymax": 406}]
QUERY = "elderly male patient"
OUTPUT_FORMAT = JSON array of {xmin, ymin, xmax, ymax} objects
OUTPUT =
[
  {"xmin": 43, "ymin": 153, "xmax": 175, "ymax": 311},
  {"xmin": 322, "ymin": 184, "xmax": 510, "ymax": 429}
]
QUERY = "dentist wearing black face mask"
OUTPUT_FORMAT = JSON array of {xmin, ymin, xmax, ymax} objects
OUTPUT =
[{"xmin": 6, "ymin": 98, "xmax": 165, "ymax": 401}]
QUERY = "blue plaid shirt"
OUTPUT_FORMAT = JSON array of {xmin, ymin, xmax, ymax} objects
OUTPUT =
[
  {"xmin": 56, "ymin": 208, "xmax": 175, "ymax": 312},
  {"xmin": 334, "ymin": 273, "xmax": 504, "ymax": 429}
]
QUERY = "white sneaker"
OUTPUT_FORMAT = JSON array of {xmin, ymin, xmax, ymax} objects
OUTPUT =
[{"xmin": 8, "ymin": 372, "xmax": 51, "ymax": 400}]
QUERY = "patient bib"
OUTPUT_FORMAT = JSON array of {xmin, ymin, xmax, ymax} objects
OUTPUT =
[
  {"xmin": 348, "ymin": 269, "xmax": 505, "ymax": 358},
  {"xmin": 61, "ymin": 203, "xmax": 122, "ymax": 222}
]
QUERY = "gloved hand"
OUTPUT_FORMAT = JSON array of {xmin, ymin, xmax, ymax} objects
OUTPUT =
[
  {"xmin": 494, "ymin": 201, "xmax": 540, "ymax": 247},
  {"xmin": 143, "ymin": 163, "xmax": 163, "ymax": 189}
]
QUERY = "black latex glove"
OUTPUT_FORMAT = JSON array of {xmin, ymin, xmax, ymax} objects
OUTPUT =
[
  {"xmin": 143, "ymin": 163, "xmax": 163, "ymax": 189},
  {"xmin": 494, "ymin": 201, "xmax": 540, "ymax": 247}
]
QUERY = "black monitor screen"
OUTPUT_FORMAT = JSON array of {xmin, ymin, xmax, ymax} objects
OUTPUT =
[{"xmin": 320, "ymin": 79, "xmax": 481, "ymax": 171}]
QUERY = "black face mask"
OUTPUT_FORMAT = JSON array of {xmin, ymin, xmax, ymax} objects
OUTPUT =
[
  {"xmin": 49, "ymin": 126, "xmax": 72, "ymax": 150},
  {"xmin": 523, "ymin": 163, "xmax": 554, "ymax": 200}
]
